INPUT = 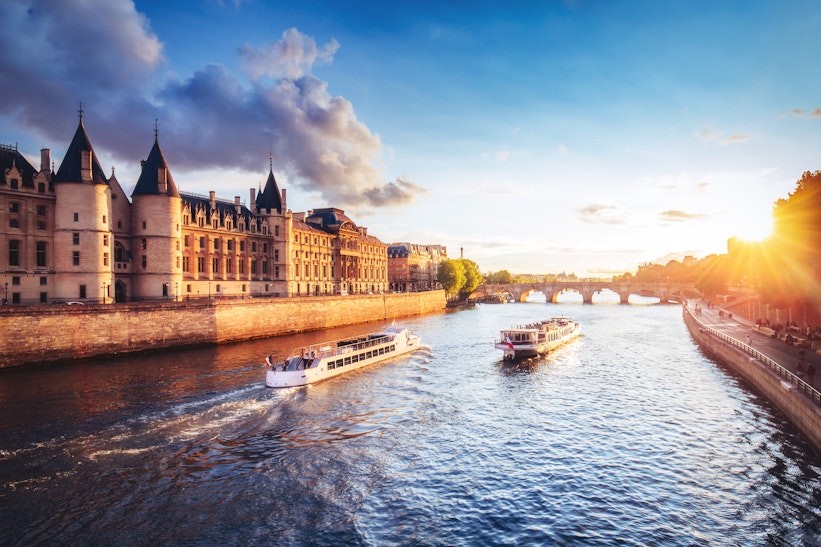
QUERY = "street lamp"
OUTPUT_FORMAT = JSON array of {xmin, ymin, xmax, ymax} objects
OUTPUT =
[
  {"xmin": 175, "ymin": 282, "xmax": 179, "ymax": 302},
  {"xmin": 2, "ymin": 282, "xmax": 7, "ymax": 306}
]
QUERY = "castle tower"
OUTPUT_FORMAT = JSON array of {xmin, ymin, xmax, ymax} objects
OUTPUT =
[
  {"xmin": 130, "ymin": 131, "xmax": 182, "ymax": 300},
  {"xmin": 52, "ymin": 114, "xmax": 114, "ymax": 302},
  {"xmin": 254, "ymin": 158, "xmax": 289, "ymax": 296}
]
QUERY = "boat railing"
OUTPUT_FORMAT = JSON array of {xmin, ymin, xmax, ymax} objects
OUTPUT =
[{"xmin": 291, "ymin": 333, "xmax": 395, "ymax": 361}]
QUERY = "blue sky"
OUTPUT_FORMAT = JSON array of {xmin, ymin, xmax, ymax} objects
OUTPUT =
[{"xmin": 2, "ymin": 0, "xmax": 819, "ymax": 276}]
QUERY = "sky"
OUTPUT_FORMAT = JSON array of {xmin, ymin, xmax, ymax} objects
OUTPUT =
[{"xmin": 1, "ymin": 0, "xmax": 819, "ymax": 277}]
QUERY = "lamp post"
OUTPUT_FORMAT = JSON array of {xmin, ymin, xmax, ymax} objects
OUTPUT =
[
  {"xmin": 3, "ymin": 282, "xmax": 7, "ymax": 306},
  {"xmin": 175, "ymin": 282, "xmax": 179, "ymax": 302},
  {"xmin": 101, "ymin": 282, "xmax": 107, "ymax": 304}
]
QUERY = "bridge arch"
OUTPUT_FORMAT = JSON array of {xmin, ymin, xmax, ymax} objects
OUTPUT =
[{"xmin": 475, "ymin": 281, "xmax": 700, "ymax": 304}]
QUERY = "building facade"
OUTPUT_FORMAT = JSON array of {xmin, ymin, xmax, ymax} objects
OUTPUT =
[
  {"xmin": 1, "ymin": 116, "xmax": 388, "ymax": 304},
  {"xmin": 387, "ymin": 242, "xmax": 447, "ymax": 292}
]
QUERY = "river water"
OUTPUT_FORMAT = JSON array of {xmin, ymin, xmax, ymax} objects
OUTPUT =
[{"xmin": 1, "ymin": 303, "xmax": 820, "ymax": 546}]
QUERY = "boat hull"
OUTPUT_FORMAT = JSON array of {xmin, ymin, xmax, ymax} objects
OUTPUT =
[
  {"xmin": 495, "ymin": 318, "xmax": 581, "ymax": 360},
  {"xmin": 265, "ymin": 328, "xmax": 421, "ymax": 387}
]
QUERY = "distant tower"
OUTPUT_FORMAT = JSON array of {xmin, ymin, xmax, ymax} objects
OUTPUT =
[
  {"xmin": 52, "ymin": 111, "xmax": 114, "ymax": 301},
  {"xmin": 130, "ymin": 125, "xmax": 182, "ymax": 299},
  {"xmin": 460, "ymin": 245, "xmax": 464, "ymax": 260}
]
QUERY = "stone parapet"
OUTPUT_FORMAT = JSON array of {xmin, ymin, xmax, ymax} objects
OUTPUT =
[
  {"xmin": 0, "ymin": 291, "xmax": 446, "ymax": 368},
  {"xmin": 684, "ymin": 306, "xmax": 821, "ymax": 457}
]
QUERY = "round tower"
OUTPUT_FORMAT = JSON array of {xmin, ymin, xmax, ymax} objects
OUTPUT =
[
  {"xmin": 52, "ymin": 116, "xmax": 114, "ymax": 302},
  {"xmin": 130, "ymin": 134, "xmax": 182, "ymax": 300}
]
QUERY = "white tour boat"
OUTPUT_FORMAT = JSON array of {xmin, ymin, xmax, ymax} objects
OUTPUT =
[
  {"xmin": 494, "ymin": 316, "xmax": 581, "ymax": 360},
  {"xmin": 264, "ymin": 324, "xmax": 421, "ymax": 387}
]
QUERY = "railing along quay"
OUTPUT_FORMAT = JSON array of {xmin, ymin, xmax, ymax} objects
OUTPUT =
[{"xmin": 686, "ymin": 304, "xmax": 821, "ymax": 407}]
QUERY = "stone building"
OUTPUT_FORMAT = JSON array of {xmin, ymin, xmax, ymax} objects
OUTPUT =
[
  {"xmin": 1, "ymin": 115, "xmax": 388, "ymax": 304},
  {"xmin": 387, "ymin": 242, "xmax": 447, "ymax": 292}
]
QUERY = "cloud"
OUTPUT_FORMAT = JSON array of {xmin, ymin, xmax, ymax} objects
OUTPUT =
[
  {"xmin": 720, "ymin": 133, "xmax": 750, "ymax": 144},
  {"xmin": 239, "ymin": 28, "xmax": 339, "ymax": 81},
  {"xmin": 696, "ymin": 127, "xmax": 750, "ymax": 145},
  {"xmin": 557, "ymin": 144, "xmax": 569, "ymax": 156},
  {"xmin": 495, "ymin": 150, "xmax": 510, "ymax": 162},
  {"xmin": 658, "ymin": 210, "xmax": 708, "ymax": 222},
  {"xmin": 785, "ymin": 107, "xmax": 821, "ymax": 118},
  {"xmin": 0, "ymin": 0, "xmax": 417, "ymax": 212},
  {"xmin": 576, "ymin": 204, "xmax": 626, "ymax": 225},
  {"xmin": 363, "ymin": 176, "xmax": 427, "ymax": 207}
]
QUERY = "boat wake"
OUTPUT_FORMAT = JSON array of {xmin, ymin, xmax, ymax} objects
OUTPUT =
[{"xmin": 0, "ymin": 383, "xmax": 299, "ymax": 492}]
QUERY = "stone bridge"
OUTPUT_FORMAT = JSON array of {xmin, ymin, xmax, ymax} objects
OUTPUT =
[{"xmin": 475, "ymin": 281, "xmax": 700, "ymax": 304}]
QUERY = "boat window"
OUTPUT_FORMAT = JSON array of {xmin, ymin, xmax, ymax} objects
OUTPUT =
[
  {"xmin": 328, "ymin": 362, "xmax": 335, "ymax": 370},
  {"xmin": 366, "ymin": 351, "xmax": 373, "ymax": 359},
  {"xmin": 344, "ymin": 357, "xmax": 351, "ymax": 366},
  {"xmin": 352, "ymin": 354, "xmax": 359, "ymax": 363}
]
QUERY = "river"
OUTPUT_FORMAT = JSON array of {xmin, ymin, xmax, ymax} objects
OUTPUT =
[{"xmin": 1, "ymin": 303, "xmax": 820, "ymax": 546}]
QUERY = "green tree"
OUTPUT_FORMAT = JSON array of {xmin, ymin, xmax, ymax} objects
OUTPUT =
[
  {"xmin": 436, "ymin": 259, "xmax": 466, "ymax": 299},
  {"xmin": 486, "ymin": 270, "xmax": 513, "ymax": 284},
  {"xmin": 457, "ymin": 259, "xmax": 482, "ymax": 299}
]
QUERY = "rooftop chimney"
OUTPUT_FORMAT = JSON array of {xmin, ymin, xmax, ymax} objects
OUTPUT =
[{"xmin": 40, "ymin": 149, "xmax": 50, "ymax": 173}]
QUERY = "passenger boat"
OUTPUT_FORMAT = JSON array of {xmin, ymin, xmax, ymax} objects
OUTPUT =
[
  {"xmin": 264, "ymin": 324, "xmax": 422, "ymax": 387},
  {"xmin": 494, "ymin": 316, "xmax": 581, "ymax": 360}
]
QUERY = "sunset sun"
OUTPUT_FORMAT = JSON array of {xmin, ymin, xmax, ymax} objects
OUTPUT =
[{"xmin": 733, "ymin": 210, "xmax": 774, "ymax": 242}]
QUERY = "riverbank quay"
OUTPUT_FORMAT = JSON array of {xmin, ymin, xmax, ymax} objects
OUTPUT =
[
  {"xmin": 683, "ymin": 302, "xmax": 821, "ymax": 456},
  {"xmin": 0, "ymin": 290, "xmax": 446, "ymax": 369}
]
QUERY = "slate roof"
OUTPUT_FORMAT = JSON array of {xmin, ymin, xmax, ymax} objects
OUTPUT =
[
  {"xmin": 54, "ymin": 119, "xmax": 108, "ymax": 185},
  {"xmin": 255, "ymin": 168, "xmax": 283, "ymax": 213},
  {"xmin": 132, "ymin": 137, "xmax": 180, "ymax": 197},
  {"xmin": 388, "ymin": 245, "xmax": 410, "ymax": 258},
  {"xmin": 0, "ymin": 144, "xmax": 37, "ymax": 188},
  {"xmin": 180, "ymin": 192, "xmax": 254, "ymax": 227},
  {"xmin": 305, "ymin": 207, "xmax": 358, "ymax": 232}
]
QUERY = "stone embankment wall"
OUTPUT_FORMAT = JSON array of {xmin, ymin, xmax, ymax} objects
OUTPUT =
[
  {"xmin": 0, "ymin": 291, "xmax": 446, "ymax": 368},
  {"xmin": 683, "ymin": 306, "xmax": 821, "ymax": 457}
]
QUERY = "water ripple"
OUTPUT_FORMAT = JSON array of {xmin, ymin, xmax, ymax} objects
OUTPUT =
[{"xmin": 1, "ymin": 304, "xmax": 820, "ymax": 545}]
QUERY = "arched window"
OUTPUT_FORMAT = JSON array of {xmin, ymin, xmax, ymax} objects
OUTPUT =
[{"xmin": 114, "ymin": 242, "xmax": 126, "ymax": 263}]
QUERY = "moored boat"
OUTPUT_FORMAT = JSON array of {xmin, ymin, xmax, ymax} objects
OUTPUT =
[
  {"xmin": 264, "ymin": 324, "xmax": 421, "ymax": 387},
  {"xmin": 494, "ymin": 316, "xmax": 581, "ymax": 360}
]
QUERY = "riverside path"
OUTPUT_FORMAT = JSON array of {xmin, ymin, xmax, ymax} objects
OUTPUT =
[{"xmin": 692, "ymin": 301, "xmax": 820, "ymax": 393}]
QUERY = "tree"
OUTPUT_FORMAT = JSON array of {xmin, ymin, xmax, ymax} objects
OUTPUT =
[
  {"xmin": 693, "ymin": 254, "xmax": 731, "ymax": 300},
  {"xmin": 486, "ymin": 270, "xmax": 513, "ymax": 284},
  {"xmin": 457, "ymin": 259, "xmax": 482, "ymax": 300},
  {"xmin": 436, "ymin": 259, "xmax": 466, "ymax": 299},
  {"xmin": 761, "ymin": 170, "xmax": 821, "ymax": 319}
]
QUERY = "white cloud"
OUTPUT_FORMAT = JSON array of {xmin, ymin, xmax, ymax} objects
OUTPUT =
[{"xmin": 0, "ymin": 2, "xmax": 418, "ymax": 211}]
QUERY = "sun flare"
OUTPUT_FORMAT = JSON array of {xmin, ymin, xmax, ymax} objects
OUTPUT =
[{"xmin": 733, "ymin": 210, "xmax": 774, "ymax": 242}]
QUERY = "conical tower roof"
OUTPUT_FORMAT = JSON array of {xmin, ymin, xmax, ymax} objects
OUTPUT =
[
  {"xmin": 54, "ymin": 118, "xmax": 108, "ymax": 185},
  {"xmin": 256, "ymin": 167, "xmax": 283, "ymax": 213},
  {"xmin": 132, "ymin": 136, "xmax": 180, "ymax": 197}
]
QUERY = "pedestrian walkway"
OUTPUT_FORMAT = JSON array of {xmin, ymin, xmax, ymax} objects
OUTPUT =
[{"xmin": 693, "ymin": 303, "xmax": 819, "ymax": 391}]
